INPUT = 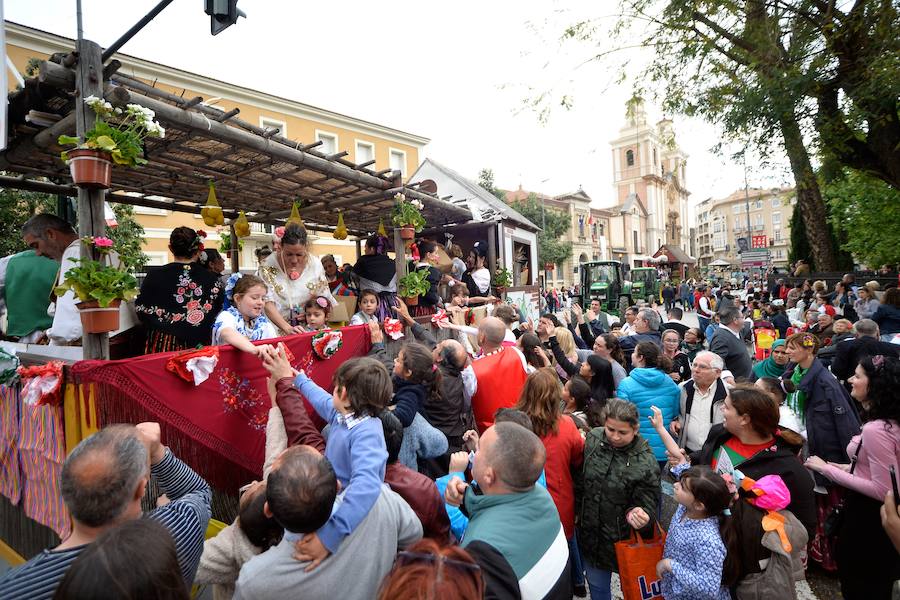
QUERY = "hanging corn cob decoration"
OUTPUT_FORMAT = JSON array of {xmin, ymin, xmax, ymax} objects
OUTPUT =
[
  {"xmin": 234, "ymin": 210, "xmax": 251, "ymax": 238},
  {"xmin": 333, "ymin": 210, "xmax": 348, "ymax": 240},
  {"xmin": 286, "ymin": 201, "xmax": 304, "ymax": 228},
  {"xmin": 201, "ymin": 181, "xmax": 224, "ymax": 226},
  {"xmin": 377, "ymin": 217, "xmax": 387, "ymax": 238}
]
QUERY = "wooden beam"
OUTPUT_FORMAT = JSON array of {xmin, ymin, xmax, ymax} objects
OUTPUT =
[{"xmin": 38, "ymin": 60, "xmax": 75, "ymax": 89}]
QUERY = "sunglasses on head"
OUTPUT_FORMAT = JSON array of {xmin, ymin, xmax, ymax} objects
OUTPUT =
[{"xmin": 394, "ymin": 551, "xmax": 482, "ymax": 577}]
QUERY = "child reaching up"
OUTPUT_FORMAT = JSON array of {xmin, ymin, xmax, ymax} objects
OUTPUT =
[
  {"xmin": 272, "ymin": 344, "xmax": 391, "ymax": 566},
  {"xmin": 349, "ymin": 289, "xmax": 379, "ymax": 325},
  {"xmin": 303, "ymin": 296, "xmax": 331, "ymax": 331},
  {"xmin": 649, "ymin": 406, "xmax": 737, "ymax": 600},
  {"xmin": 213, "ymin": 274, "xmax": 278, "ymax": 354}
]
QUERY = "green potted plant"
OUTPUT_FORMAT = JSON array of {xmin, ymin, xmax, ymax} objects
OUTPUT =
[
  {"xmin": 390, "ymin": 193, "xmax": 426, "ymax": 240},
  {"xmin": 54, "ymin": 237, "xmax": 138, "ymax": 333},
  {"xmin": 397, "ymin": 268, "xmax": 431, "ymax": 306},
  {"xmin": 58, "ymin": 96, "xmax": 165, "ymax": 189},
  {"xmin": 494, "ymin": 264, "xmax": 513, "ymax": 295}
]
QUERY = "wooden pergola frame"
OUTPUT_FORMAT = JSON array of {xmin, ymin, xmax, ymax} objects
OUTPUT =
[{"xmin": 1, "ymin": 40, "xmax": 472, "ymax": 358}]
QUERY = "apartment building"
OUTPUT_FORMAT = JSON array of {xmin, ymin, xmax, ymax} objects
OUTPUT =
[{"xmin": 697, "ymin": 187, "xmax": 796, "ymax": 268}]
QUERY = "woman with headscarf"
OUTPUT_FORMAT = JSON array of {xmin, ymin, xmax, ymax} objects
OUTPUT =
[
  {"xmin": 352, "ymin": 234, "xmax": 397, "ymax": 321},
  {"xmin": 750, "ymin": 339, "xmax": 789, "ymax": 382}
]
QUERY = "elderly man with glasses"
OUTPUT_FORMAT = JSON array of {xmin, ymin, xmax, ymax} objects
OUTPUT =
[
  {"xmin": 618, "ymin": 308, "xmax": 663, "ymax": 371},
  {"xmin": 668, "ymin": 351, "xmax": 731, "ymax": 454}
]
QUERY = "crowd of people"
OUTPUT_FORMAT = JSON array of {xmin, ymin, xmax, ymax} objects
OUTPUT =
[{"xmin": 3, "ymin": 217, "xmax": 900, "ymax": 600}]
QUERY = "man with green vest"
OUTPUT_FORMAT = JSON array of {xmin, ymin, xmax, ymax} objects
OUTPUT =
[
  {"xmin": 0, "ymin": 249, "xmax": 58, "ymax": 343},
  {"xmin": 445, "ymin": 421, "xmax": 571, "ymax": 599}
]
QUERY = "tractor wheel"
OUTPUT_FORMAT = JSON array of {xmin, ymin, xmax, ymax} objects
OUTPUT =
[{"xmin": 618, "ymin": 296, "xmax": 630, "ymax": 315}]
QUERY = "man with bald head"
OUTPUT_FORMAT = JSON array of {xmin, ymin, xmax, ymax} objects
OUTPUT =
[
  {"xmin": 461, "ymin": 316, "xmax": 530, "ymax": 432},
  {"xmin": 446, "ymin": 422, "xmax": 570, "ymax": 598},
  {"xmin": 0, "ymin": 422, "xmax": 211, "ymax": 600}
]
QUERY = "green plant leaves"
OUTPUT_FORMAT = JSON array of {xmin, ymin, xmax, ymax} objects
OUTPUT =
[
  {"xmin": 58, "ymin": 135, "xmax": 81, "ymax": 146},
  {"xmin": 55, "ymin": 258, "xmax": 138, "ymax": 307},
  {"xmin": 398, "ymin": 268, "xmax": 432, "ymax": 297},
  {"xmin": 95, "ymin": 135, "xmax": 117, "ymax": 152}
]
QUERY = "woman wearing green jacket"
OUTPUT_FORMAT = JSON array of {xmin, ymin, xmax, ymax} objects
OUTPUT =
[{"xmin": 576, "ymin": 399, "xmax": 660, "ymax": 600}]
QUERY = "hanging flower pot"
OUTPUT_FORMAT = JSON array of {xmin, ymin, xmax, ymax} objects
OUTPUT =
[
  {"xmin": 403, "ymin": 295, "xmax": 419, "ymax": 307},
  {"xmin": 76, "ymin": 299, "xmax": 121, "ymax": 333},
  {"xmin": 399, "ymin": 226, "xmax": 416, "ymax": 240},
  {"xmin": 67, "ymin": 149, "xmax": 113, "ymax": 189}
]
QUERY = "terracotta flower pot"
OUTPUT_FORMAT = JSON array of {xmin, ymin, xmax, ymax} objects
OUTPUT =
[
  {"xmin": 76, "ymin": 299, "xmax": 121, "ymax": 333},
  {"xmin": 68, "ymin": 149, "xmax": 113, "ymax": 189},
  {"xmin": 403, "ymin": 295, "xmax": 419, "ymax": 307},
  {"xmin": 399, "ymin": 226, "xmax": 416, "ymax": 240}
]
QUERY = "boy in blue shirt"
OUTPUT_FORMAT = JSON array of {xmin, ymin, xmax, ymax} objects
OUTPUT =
[{"xmin": 266, "ymin": 343, "xmax": 391, "ymax": 567}]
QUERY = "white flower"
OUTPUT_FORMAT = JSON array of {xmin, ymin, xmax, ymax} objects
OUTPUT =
[
  {"xmin": 412, "ymin": 199, "xmax": 424, "ymax": 210},
  {"xmin": 83, "ymin": 95, "xmax": 100, "ymax": 105},
  {"xmin": 157, "ymin": 125, "xmax": 165, "ymax": 139},
  {"xmin": 114, "ymin": 107, "xmax": 123, "ymax": 115},
  {"xmin": 394, "ymin": 192, "xmax": 406, "ymax": 203}
]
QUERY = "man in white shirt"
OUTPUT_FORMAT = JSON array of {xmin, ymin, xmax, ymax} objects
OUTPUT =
[
  {"xmin": 619, "ymin": 306, "xmax": 638, "ymax": 336},
  {"xmin": 22, "ymin": 214, "xmax": 136, "ymax": 346},
  {"xmin": 670, "ymin": 351, "xmax": 730, "ymax": 453}
]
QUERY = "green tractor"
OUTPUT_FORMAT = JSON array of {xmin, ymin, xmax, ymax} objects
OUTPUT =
[
  {"xmin": 579, "ymin": 260, "xmax": 634, "ymax": 317},
  {"xmin": 630, "ymin": 267, "xmax": 661, "ymax": 305}
]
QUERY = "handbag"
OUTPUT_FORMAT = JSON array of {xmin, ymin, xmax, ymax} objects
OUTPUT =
[
  {"xmin": 823, "ymin": 440, "xmax": 861, "ymax": 538},
  {"xmin": 614, "ymin": 522, "xmax": 667, "ymax": 600}
]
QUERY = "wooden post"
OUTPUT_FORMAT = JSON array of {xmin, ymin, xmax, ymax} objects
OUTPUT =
[
  {"xmin": 354, "ymin": 238, "xmax": 362, "ymax": 261},
  {"xmin": 75, "ymin": 39, "xmax": 109, "ymax": 360},
  {"xmin": 229, "ymin": 223, "xmax": 240, "ymax": 274},
  {"xmin": 487, "ymin": 223, "xmax": 498, "ymax": 282}
]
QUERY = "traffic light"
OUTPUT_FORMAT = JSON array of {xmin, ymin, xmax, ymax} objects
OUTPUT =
[{"xmin": 204, "ymin": 0, "xmax": 246, "ymax": 36}]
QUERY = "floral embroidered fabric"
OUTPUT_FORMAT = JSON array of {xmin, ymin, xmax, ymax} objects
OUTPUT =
[{"xmin": 135, "ymin": 262, "xmax": 224, "ymax": 351}]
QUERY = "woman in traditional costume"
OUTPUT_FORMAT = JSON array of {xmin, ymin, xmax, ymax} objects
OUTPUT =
[
  {"xmin": 135, "ymin": 227, "xmax": 224, "ymax": 353},
  {"xmin": 257, "ymin": 224, "xmax": 335, "ymax": 334}
]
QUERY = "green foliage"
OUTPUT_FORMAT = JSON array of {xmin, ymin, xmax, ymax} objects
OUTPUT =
[
  {"xmin": 510, "ymin": 193, "xmax": 573, "ymax": 268},
  {"xmin": 219, "ymin": 232, "xmax": 244, "ymax": 255},
  {"xmin": 59, "ymin": 99, "xmax": 164, "ymax": 167},
  {"xmin": 55, "ymin": 257, "xmax": 138, "ymax": 307},
  {"xmin": 106, "ymin": 204, "xmax": 147, "ymax": 272},
  {"xmin": 390, "ymin": 194, "xmax": 426, "ymax": 231},
  {"xmin": 493, "ymin": 265, "xmax": 513, "ymax": 288},
  {"xmin": 476, "ymin": 168, "xmax": 508, "ymax": 202},
  {"xmin": 825, "ymin": 170, "xmax": 900, "ymax": 268},
  {"xmin": 398, "ymin": 268, "xmax": 432, "ymax": 298},
  {"xmin": 0, "ymin": 187, "xmax": 55, "ymax": 256}
]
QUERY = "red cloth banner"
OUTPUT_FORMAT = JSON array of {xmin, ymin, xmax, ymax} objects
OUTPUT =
[{"xmin": 72, "ymin": 325, "xmax": 371, "ymax": 490}]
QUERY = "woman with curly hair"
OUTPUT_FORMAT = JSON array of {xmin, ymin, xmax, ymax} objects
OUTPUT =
[{"xmin": 804, "ymin": 355, "xmax": 900, "ymax": 599}]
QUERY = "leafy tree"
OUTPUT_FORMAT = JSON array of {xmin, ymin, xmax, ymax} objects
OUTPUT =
[
  {"xmin": 106, "ymin": 203, "xmax": 148, "ymax": 272},
  {"xmin": 0, "ymin": 186, "xmax": 55, "ymax": 256},
  {"xmin": 509, "ymin": 193, "xmax": 573, "ymax": 269},
  {"xmin": 476, "ymin": 168, "xmax": 507, "ymax": 202},
  {"xmin": 545, "ymin": 0, "xmax": 900, "ymax": 271},
  {"xmin": 788, "ymin": 209, "xmax": 811, "ymax": 269},
  {"xmin": 825, "ymin": 170, "xmax": 900, "ymax": 269}
]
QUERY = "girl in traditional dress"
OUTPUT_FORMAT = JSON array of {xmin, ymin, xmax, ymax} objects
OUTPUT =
[
  {"xmin": 213, "ymin": 274, "xmax": 278, "ymax": 354},
  {"xmin": 303, "ymin": 296, "xmax": 332, "ymax": 332},
  {"xmin": 257, "ymin": 224, "xmax": 335, "ymax": 335}
]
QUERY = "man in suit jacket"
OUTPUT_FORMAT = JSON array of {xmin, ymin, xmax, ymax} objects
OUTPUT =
[
  {"xmin": 710, "ymin": 306, "xmax": 753, "ymax": 380},
  {"xmin": 831, "ymin": 319, "xmax": 899, "ymax": 383}
]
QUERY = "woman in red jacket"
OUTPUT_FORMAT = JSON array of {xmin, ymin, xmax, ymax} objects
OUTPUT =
[{"xmin": 515, "ymin": 367, "xmax": 587, "ymax": 595}]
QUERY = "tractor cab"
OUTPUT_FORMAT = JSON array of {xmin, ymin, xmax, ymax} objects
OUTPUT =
[
  {"xmin": 630, "ymin": 267, "xmax": 660, "ymax": 305},
  {"xmin": 579, "ymin": 261, "xmax": 634, "ymax": 317}
]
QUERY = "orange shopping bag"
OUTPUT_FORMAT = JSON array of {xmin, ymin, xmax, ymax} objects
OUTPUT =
[{"xmin": 614, "ymin": 523, "xmax": 666, "ymax": 600}]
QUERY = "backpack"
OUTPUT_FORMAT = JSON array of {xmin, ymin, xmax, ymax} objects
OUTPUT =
[{"xmin": 734, "ymin": 509, "xmax": 808, "ymax": 600}]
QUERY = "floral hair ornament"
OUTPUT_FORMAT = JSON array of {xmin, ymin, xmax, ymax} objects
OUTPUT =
[
  {"xmin": 314, "ymin": 296, "xmax": 329, "ymax": 310},
  {"xmin": 312, "ymin": 329, "xmax": 343, "ymax": 359},
  {"xmin": 223, "ymin": 272, "xmax": 243, "ymax": 309},
  {"xmin": 802, "ymin": 334, "xmax": 815, "ymax": 348},
  {"xmin": 409, "ymin": 242, "xmax": 420, "ymax": 263},
  {"xmin": 383, "ymin": 318, "xmax": 405, "ymax": 340},
  {"xmin": 274, "ymin": 226, "xmax": 285, "ymax": 240},
  {"xmin": 872, "ymin": 354, "xmax": 885, "ymax": 371}
]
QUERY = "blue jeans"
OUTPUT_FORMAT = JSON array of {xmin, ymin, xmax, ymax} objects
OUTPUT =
[
  {"xmin": 568, "ymin": 533, "xmax": 585, "ymax": 588},
  {"xmin": 583, "ymin": 560, "xmax": 612, "ymax": 600},
  {"xmin": 698, "ymin": 316, "xmax": 710, "ymax": 337}
]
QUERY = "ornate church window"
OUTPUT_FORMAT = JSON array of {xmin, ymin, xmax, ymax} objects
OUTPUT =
[{"xmin": 626, "ymin": 149, "xmax": 634, "ymax": 166}]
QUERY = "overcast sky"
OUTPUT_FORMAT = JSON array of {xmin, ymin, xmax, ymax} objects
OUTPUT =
[{"xmin": 7, "ymin": 0, "xmax": 794, "ymax": 214}]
